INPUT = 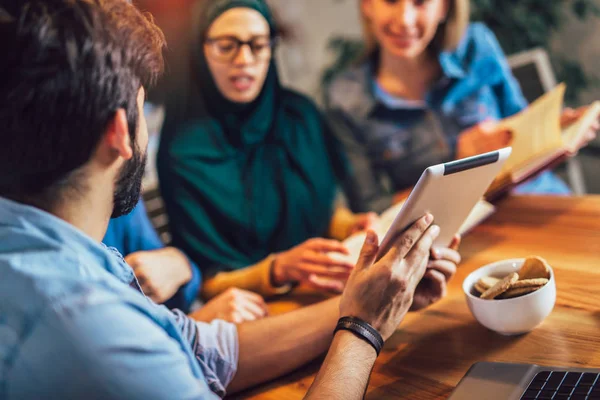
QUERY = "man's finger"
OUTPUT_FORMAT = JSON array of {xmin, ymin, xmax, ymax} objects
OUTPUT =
[
  {"xmin": 450, "ymin": 234, "xmax": 461, "ymax": 251},
  {"xmin": 380, "ymin": 214, "xmax": 434, "ymax": 265},
  {"xmin": 422, "ymin": 269, "xmax": 447, "ymax": 298},
  {"xmin": 427, "ymin": 259, "xmax": 457, "ymax": 281},
  {"xmin": 430, "ymin": 247, "xmax": 461, "ymax": 265},
  {"xmin": 355, "ymin": 230, "xmax": 379, "ymax": 271},
  {"xmin": 403, "ymin": 224, "xmax": 440, "ymax": 282}
]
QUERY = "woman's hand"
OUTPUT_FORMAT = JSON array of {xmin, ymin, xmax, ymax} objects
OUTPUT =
[
  {"xmin": 272, "ymin": 238, "xmax": 354, "ymax": 292},
  {"xmin": 126, "ymin": 247, "xmax": 192, "ymax": 304},
  {"xmin": 190, "ymin": 288, "xmax": 268, "ymax": 324},
  {"xmin": 456, "ymin": 120, "xmax": 512, "ymax": 159},
  {"xmin": 561, "ymin": 106, "xmax": 599, "ymax": 156}
]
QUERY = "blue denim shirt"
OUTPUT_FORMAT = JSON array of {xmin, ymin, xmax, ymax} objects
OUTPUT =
[
  {"xmin": 103, "ymin": 200, "xmax": 202, "ymax": 312},
  {"xmin": 326, "ymin": 23, "xmax": 569, "ymax": 213},
  {"xmin": 0, "ymin": 197, "xmax": 238, "ymax": 399}
]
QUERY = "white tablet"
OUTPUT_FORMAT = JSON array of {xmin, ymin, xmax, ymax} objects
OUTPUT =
[{"xmin": 377, "ymin": 147, "xmax": 512, "ymax": 258}]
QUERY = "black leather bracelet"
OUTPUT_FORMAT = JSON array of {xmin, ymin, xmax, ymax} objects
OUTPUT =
[{"xmin": 334, "ymin": 316, "xmax": 384, "ymax": 356}]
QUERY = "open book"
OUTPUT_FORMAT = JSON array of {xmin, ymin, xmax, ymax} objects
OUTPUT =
[
  {"xmin": 485, "ymin": 83, "xmax": 600, "ymax": 200},
  {"xmin": 332, "ymin": 199, "xmax": 495, "ymax": 265}
]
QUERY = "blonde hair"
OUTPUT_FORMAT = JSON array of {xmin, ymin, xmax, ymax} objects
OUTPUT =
[{"xmin": 360, "ymin": 0, "xmax": 470, "ymax": 58}]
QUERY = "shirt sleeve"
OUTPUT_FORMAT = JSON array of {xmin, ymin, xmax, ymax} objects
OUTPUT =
[
  {"xmin": 327, "ymin": 207, "xmax": 357, "ymax": 241},
  {"xmin": 169, "ymin": 308, "xmax": 239, "ymax": 395},
  {"xmin": 325, "ymin": 108, "xmax": 395, "ymax": 213},
  {"xmin": 9, "ymin": 296, "xmax": 237, "ymax": 400},
  {"xmin": 201, "ymin": 255, "xmax": 292, "ymax": 299}
]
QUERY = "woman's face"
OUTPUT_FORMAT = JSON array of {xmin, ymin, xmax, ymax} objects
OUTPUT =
[
  {"xmin": 363, "ymin": 0, "xmax": 449, "ymax": 60},
  {"xmin": 204, "ymin": 8, "xmax": 272, "ymax": 103}
]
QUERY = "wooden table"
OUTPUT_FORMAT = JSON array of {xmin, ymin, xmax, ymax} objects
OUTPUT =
[{"xmin": 238, "ymin": 196, "xmax": 600, "ymax": 400}]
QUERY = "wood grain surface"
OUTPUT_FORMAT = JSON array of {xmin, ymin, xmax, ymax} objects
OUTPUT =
[{"xmin": 234, "ymin": 196, "xmax": 600, "ymax": 400}]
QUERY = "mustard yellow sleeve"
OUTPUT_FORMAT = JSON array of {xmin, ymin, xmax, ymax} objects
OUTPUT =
[
  {"xmin": 201, "ymin": 255, "xmax": 293, "ymax": 299},
  {"xmin": 327, "ymin": 207, "xmax": 357, "ymax": 241}
]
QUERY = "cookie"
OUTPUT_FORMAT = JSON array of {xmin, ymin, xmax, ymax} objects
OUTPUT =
[
  {"xmin": 474, "ymin": 282, "xmax": 488, "ymax": 294},
  {"xmin": 499, "ymin": 286, "xmax": 542, "ymax": 299},
  {"xmin": 480, "ymin": 272, "xmax": 519, "ymax": 300},
  {"xmin": 473, "ymin": 276, "xmax": 500, "ymax": 294},
  {"xmin": 519, "ymin": 256, "xmax": 551, "ymax": 280},
  {"xmin": 478, "ymin": 276, "xmax": 500, "ymax": 290},
  {"xmin": 512, "ymin": 278, "xmax": 548, "ymax": 289}
]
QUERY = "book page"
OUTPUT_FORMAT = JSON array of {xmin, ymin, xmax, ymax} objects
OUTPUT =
[
  {"xmin": 331, "ymin": 200, "xmax": 495, "ymax": 265},
  {"xmin": 562, "ymin": 101, "xmax": 600, "ymax": 153},
  {"xmin": 498, "ymin": 84, "xmax": 565, "ymax": 173}
]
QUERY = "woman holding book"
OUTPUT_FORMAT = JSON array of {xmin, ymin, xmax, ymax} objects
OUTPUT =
[
  {"xmin": 325, "ymin": 0, "xmax": 597, "ymax": 213},
  {"xmin": 158, "ymin": 0, "xmax": 460, "ymax": 305}
]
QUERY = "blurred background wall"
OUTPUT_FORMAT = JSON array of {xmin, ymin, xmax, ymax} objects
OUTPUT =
[{"xmin": 135, "ymin": 0, "xmax": 600, "ymax": 193}]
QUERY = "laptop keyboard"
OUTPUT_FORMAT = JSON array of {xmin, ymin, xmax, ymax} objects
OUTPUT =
[{"xmin": 521, "ymin": 371, "xmax": 600, "ymax": 399}]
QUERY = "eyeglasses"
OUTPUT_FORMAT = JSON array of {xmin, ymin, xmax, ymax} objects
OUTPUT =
[{"xmin": 204, "ymin": 35, "xmax": 276, "ymax": 63}]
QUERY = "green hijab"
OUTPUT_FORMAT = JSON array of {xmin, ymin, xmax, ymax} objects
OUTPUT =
[{"xmin": 158, "ymin": 0, "xmax": 348, "ymax": 275}]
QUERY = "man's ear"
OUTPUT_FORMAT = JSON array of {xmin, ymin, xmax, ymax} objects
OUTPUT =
[{"xmin": 103, "ymin": 109, "xmax": 133, "ymax": 160}]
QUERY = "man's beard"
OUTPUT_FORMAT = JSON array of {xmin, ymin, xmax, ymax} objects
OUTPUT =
[{"xmin": 111, "ymin": 145, "xmax": 147, "ymax": 219}]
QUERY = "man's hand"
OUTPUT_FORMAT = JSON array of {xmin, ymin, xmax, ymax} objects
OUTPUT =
[
  {"xmin": 272, "ymin": 238, "xmax": 353, "ymax": 292},
  {"xmin": 126, "ymin": 247, "xmax": 192, "ymax": 304},
  {"xmin": 190, "ymin": 288, "xmax": 268, "ymax": 324},
  {"xmin": 339, "ymin": 214, "xmax": 439, "ymax": 340},
  {"xmin": 411, "ymin": 234, "xmax": 461, "ymax": 311},
  {"xmin": 456, "ymin": 120, "xmax": 512, "ymax": 159}
]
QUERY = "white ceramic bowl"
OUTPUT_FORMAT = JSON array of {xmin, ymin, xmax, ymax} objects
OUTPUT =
[{"xmin": 463, "ymin": 258, "xmax": 556, "ymax": 335}]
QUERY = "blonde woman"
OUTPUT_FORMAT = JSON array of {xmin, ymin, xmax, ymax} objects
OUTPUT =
[{"xmin": 326, "ymin": 0, "xmax": 595, "ymax": 213}]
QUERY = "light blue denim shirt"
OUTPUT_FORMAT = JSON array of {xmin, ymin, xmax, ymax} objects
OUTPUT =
[
  {"xmin": 0, "ymin": 197, "xmax": 238, "ymax": 399},
  {"xmin": 103, "ymin": 200, "xmax": 202, "ymax": 313},
  {"xmin": 326, "ymin": 23, "xmax": 570, "ymax": 213}
]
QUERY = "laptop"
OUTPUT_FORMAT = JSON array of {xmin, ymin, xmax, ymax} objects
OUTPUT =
[{"xmin": 448, "ymin": 362, "xmax": 600, "ymax": 399}]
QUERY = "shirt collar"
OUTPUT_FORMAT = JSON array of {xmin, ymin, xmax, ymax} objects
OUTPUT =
[
  {"xmin": 0, "ymin": 196, "xmax": 134, "ymax": 285},
  {"xmin": 372, "ymin": 79, "xmax": 427, "ymax": 110},
  {"xmin": 439, "ymin": 51, "xmax": 467, "ymax": 79}
]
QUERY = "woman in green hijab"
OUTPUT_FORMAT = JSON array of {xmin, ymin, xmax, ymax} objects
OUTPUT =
[{"xmin": 158, "ymin": 0, "xmax": 376, "ymax": 301}]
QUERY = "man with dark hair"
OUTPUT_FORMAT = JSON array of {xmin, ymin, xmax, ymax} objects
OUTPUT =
[{"xmin": 0, "ymin": 1, "xmax": 451, "ymax": 399}]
